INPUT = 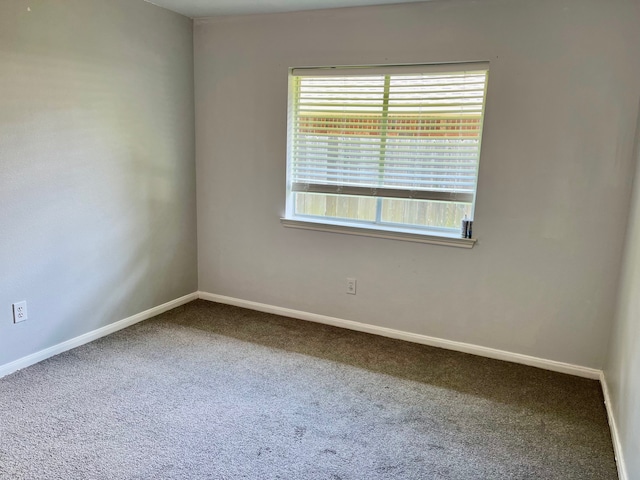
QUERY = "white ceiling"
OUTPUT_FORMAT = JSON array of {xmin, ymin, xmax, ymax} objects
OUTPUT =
[{"xmin": 145, "ymin": 0, "xmax": 430, "ymax": 18}]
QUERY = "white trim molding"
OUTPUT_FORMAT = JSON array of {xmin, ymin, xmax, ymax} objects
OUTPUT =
[
  {"xmin": 281, "ymin": 218, "xmax": 477, "ymax": 248},
  {"xmin": 0, "ymin": 292, "xmax": 198, "ymax": 380},
  {"xmin": 198, "ymin": 291, "xmax": 601, "ymax": 379},
  {"xmin": 600, "ymin": 372, "xmax": 628, "ymax": 480}
]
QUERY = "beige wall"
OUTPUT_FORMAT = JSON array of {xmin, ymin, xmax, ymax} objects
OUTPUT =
[
  {"xmin": 605, "ymin": 104, "xmax": 640, "ymax": 480},
  {"xmin": 0, "ymin": 0, "xmax": 197, "ymax": 366},
  {"xmin": 195, "ymin": 0, "xmax": 640, "ymax": 369}
]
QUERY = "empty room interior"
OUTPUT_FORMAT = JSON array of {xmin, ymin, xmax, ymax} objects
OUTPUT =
[{"xmin": 1, "ymin": 0, "xmax": 639, "ymax": 478}]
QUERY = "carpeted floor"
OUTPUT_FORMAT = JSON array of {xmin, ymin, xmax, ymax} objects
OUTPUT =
[{"xmin": 0, "ymin": 300, "xmax": 617, "ymax": 479}]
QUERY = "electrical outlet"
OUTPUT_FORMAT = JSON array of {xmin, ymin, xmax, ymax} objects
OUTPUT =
[
  {"xmin": 13, "ymin": 301, "xmax": 27, "ymax": 323},
  {"xmin": 346, "ymin": 278, "xmax": 357, "ymax": 295}
]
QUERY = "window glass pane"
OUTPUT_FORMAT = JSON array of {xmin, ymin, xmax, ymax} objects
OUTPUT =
[
  {"xmin": 381, "ymin": 199, "xmax": 471, "ymax": 229},
  {"xmin": 295, "ymin": 193, "xmax": 377, "ymax": 222}
]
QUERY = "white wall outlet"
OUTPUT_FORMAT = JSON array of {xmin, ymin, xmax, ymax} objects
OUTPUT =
[
  {"xmin": 13, "ymin": 301, "xmax": 27, "ymax": 323},
  {"xmin": 346, "ymin": 278, "xmax": 357, "ymax": 295}
]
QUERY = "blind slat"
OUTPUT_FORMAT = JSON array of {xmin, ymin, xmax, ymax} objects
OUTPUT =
[
  {"xmin": 293, "ymin": 147, "xmax": 479, "ymax": 156},
  {"xmin": 292, "ymin": 183, "xmax": 474, "ymax": 203},
  {"xmin": 292, "ymin": 62, "xmax": 489, "ymax": 76},
  {"xmin": 293, "ymin": 137, "xmax": 479, "ymax": 148},
  {"xmin": 293, "ymin": 131, "xmax": 482, "ymax": 140}
]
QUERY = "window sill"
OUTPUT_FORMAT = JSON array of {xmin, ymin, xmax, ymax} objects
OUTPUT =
[{"xmin": 280, "ymin": 217, "xmax": 476, "ymax": 248}]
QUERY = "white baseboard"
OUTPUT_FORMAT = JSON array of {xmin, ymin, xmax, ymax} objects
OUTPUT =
[
  {"xmin": 2, "ymin": 289, "xmax": 622, "ymax": 477},
  {"xmin": 197, "ymin": 291, "xmax": 601, "ymax": 380},
  {"xmin": 600, "ymin": 373, "xmax": 628, "ymax": 480},
  {"xmin": 0, "ymin": 292, "xmax": 198, "ymax": 380}
]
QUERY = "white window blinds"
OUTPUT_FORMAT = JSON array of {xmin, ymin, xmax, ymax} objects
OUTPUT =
[{"xmin": 288, "ymin": 63, "xmax": 489, "ymax": 203}]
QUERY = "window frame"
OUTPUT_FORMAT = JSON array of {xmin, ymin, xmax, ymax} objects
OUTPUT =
[{"xmin": 283, "ymin": 62, "xmax": 489, "ymax": 247}]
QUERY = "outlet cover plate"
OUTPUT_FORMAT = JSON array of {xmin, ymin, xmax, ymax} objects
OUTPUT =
[
  {"xmin": 346, "ymin": 278, "xmax": 357, "ymax": 295},
  {"xmin": 13, "ymin": 301, "xmax": 27, "ymax": 323}
]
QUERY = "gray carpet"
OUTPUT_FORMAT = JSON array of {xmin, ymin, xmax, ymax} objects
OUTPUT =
[{"xmin": 0, "ymin": 300, "xmax": 617, "ymax": 479}]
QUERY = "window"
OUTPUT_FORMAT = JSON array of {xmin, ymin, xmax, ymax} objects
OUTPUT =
[{"xmin": 283, "ymin": 62, "xmax": 489, "ymax": 245}]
